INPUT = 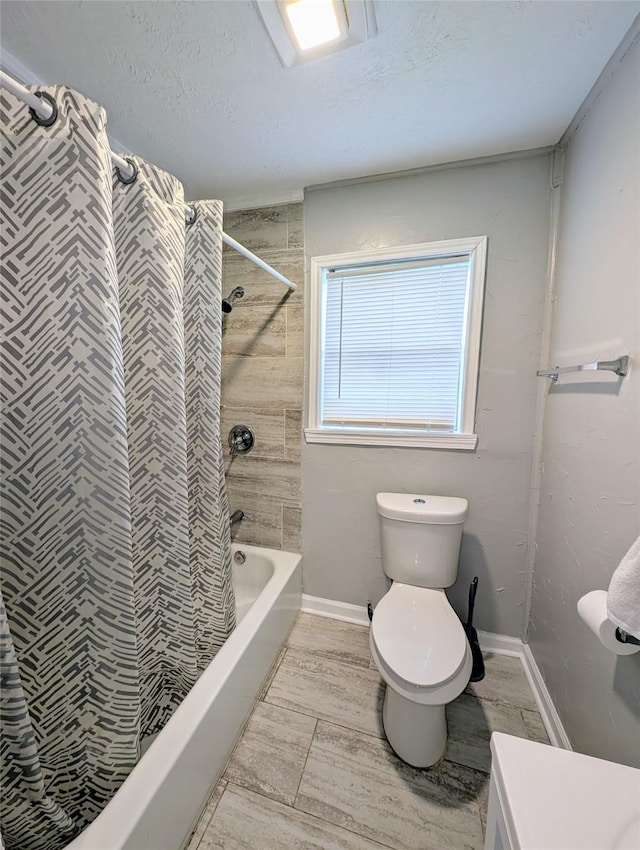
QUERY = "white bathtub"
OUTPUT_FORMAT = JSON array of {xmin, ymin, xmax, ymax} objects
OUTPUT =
[{"xmin": 65, "ymin": 544, "xmax": 302, "ymax": 850}]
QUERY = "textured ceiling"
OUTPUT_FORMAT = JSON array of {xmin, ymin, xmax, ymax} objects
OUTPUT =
[{"xmin": 1, "ymin": 1, "xmax": 637, "ymax": 209}]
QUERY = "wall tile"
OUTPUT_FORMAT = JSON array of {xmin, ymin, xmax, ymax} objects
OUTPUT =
[
  {"xmin": 284, "ymin": 409, "xmax": 302, "ymax": 462},
  {"xmin": 221, "ymin": 407, "xmax": 285, "ymax": 460},
  {"xmin": 222, "ymin": 355, "xmax": 303, "ymax": 410},
  {"xmin": 222, "ymin": 251, "xmax": 303, "ymax": 304},
  {"xmin": 286, "ymin": 304, "xmax": 304, "ymax": 358},
  {"xmin": 282, "ymin": 505, "xmax": 301, "ymax": 553},
  {"xmin": 227, "ymin": 455, "xmax": 300, "ymax": 504},
  {"xmin": 221, "ymin": 203, "xmax": 303, "ymax": 551},
  {"xmin": 222, "ymin": 304, "xmax": 286, "ymax": 357},
  {"xmin": 287, "ymin": 203, "xmax": 304, "ymax": 249},
  {"xmin": 223, "ymin": 206, "xmax": 288, "ymax": 252},
  {"xmin": 226, "ymin": 485, "xmax": 283, "ymax": 548}
]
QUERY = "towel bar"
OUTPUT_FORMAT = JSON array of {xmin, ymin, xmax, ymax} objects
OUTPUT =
[{"xmin": 537, "ymin": 355, "xmax": 629, "ymax": 382}]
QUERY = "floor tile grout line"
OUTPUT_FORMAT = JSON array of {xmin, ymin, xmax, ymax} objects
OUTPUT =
[
  {"xmin": 292, "ymin": 800, "xmax": 404, "ymax": 850},
  {"xmin": 258, "ymin": 646, "xmax": 288, "ymax": 701},
  {"xmin": 295, "ymin": 610, "xmax": 369, "ymax": 627},
  {"xmin": 295, "ymin": 612, "xmax": 370, "ymax": 635},
  {"xmin": 442, "ymin": 754, "xmax": 491, "ymax": 778},
  {"xmin": 187, "ymin": 826, "xmax": 203, "ymax": 850},
  {"xmin": 311, "ymin": 715, "xmax": 385, "ymax": 740},
  {"xmin": 305, "ymin": 723, "xmax": 491, "ymax": 796},
  {"xmin": 465, "ymin": 690, "xmax": 539, "ymax": 713},
  {"xmin": 257, "ymin": 695, "xmax": 321, "ymax": 723},
  {"xmin": 279, "ymin": 705, "xmax": 494, "ymax": 786},
  {"xmin": 293, "ymin": 727, "xmax": 424, "ymax": 795},
  {"xmin": 223, "ymin": 779, "xmax": 399, "ymax": 850},
  {"xmin": 287, "ymin": 623, "xmax": 372, "ymax": 650},
  {"xmin": 266, "ymin": 641, "xmax": 543, "ymax": 765},
  {"xmin": 293, "ymin": 785, "xmax": 481, "ymax": 850},
  {"xmin": 187, "ymin": 781, "xmax": 228, "ymax": 849},
  {"xmin": 284, "ymin": 648, "xmax": 373, "ymax": 670},
  {"xmin": 261, "ymin": 694, "xmax": 386, "ymax": 740},
  {"xmin": 225, "ymin": 709, "xmax": 318, "ymax": 769},
  {"xmin": 291, "ymin": 716, "xmax": 318, "ymax": 802},
  {"xmin": 281, "ymin": 643, "xmax": 381, "ymax": 674},
  {"xmin": 198, "ymin": 628, "xmax": 539, "ymax": 847},
  {"xmin": 291, "ymin": 613, "xmax": 370, "ymax": 633},
  {"xmin": 263, "ymin": 640, "xmax": 386, "ymax": 736},
  {"xmin": 199, "ymin": 616, "xmax": 544, "ymax": 850}
]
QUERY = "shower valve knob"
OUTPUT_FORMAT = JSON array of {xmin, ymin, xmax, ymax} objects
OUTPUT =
[{"xmin": 228, "ymin": 425, "xmax": 254, "ymax": 455}]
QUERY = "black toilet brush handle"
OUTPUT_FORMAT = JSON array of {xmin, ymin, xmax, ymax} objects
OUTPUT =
[{"xmin": 467, "ymin": 577, "xmax": 478, "ymax": 627}]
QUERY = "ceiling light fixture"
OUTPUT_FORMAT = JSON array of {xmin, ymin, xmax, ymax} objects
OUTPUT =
[
  {"xmin": 283, "ymin": 0, "xmax": 344, "ymax": 52},
  {"xmin": 255, "ymin": 0, "xmax": 377, "ymax": 67}
]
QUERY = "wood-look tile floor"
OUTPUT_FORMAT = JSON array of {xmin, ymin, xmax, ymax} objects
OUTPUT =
[{"xmin": 187, "ymin": 614, "xmax": 550, "ymax": 850}]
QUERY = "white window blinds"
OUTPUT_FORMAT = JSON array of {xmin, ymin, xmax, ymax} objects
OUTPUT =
[{"xmin": 320, "ymin": 255, "xmax": 472, "ymax": 432}]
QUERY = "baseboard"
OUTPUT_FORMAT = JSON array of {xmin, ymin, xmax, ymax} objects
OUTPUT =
[
  {"xmin": 476, "ymin": 630, "xmax": 524, "ymax": 657},
  {"xmin": 301, "ymin": 594, "xmax": 572, "ymax": 750},
  {"xmin": 521, "ymin": 643, "xmax": 573, "ymax": 751},
  {"xmin": 480, "ymin": 630, "xmax": 572, "ymax": 751},
  {"xmin": 301, "ymin": 594, "xmax": 370, "ymax": 626}
]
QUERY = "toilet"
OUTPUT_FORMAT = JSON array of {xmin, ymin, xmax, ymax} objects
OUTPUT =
[{"xmin": 370, "ymin": 492, "xmax": 472, "ymax": 768}]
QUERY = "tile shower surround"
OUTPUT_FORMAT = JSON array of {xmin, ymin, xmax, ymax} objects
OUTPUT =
[
  {"xmin": 188, "ymin": 614, "xmax": 550, "ymax": 849},
  {"xmin": 221, "ymin": 203, "xmax": 303, "ymax": 552}
]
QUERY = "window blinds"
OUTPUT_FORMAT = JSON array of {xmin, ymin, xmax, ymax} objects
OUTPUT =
[{"xmin": 321, "ymin": 256, "xmax": 471, "ymax": 432}]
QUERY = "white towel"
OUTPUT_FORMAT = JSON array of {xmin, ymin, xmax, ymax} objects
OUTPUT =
[{"xmin": 607, "ymin": 534, "xmax": 640, "ymax": 639}]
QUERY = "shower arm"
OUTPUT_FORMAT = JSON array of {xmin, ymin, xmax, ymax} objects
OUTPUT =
[{"xmin": 222, "ymin": 286, "xmax": 245, "ymax": 313}]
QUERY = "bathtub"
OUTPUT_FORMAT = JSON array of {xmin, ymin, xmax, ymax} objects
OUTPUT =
[{"xmin": 65, "ymin": 544, "xmax": 302, "ymax": 850}]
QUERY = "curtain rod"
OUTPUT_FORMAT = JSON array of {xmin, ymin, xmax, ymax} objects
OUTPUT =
[{"xmin": 0, "ymin": 70, "xmax": 297, "ymax": 292}]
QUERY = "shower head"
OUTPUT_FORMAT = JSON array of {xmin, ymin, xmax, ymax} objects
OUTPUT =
[{"xmin": 222, "ymin": 286, "xmax": 245, "ymax": 313}]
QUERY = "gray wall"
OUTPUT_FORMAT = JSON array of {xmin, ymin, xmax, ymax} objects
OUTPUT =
[
  {"xmin": 528, "ymin": 39, "xmax": 640, "ymax": 767},
  {"xmin": 302, "ymin": 156, "xmax": 551, "ymax": 636}
]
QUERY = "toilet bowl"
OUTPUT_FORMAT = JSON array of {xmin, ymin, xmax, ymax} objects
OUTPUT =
[
  {"xmin": 370, "ymin": 583, "xmax": 472, "ymax": 766},
  {"xmin": 371, "ymin": 493, "xmax": 471, "ymax": 768}
]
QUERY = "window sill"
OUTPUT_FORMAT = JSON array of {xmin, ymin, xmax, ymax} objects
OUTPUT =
[{"xmin": 304, "ymin": 428, "xmax": 478, "ymax": 451}]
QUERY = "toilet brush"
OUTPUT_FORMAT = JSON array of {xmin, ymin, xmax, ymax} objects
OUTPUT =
[{"xmin": 464, "ymin": 577, "xmax": 485, "ymax": 682}]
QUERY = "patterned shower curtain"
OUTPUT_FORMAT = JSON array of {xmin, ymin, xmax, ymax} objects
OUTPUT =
[{"xmin": 0, "ymin": 85, "xmax": 235, "ymax": 850}]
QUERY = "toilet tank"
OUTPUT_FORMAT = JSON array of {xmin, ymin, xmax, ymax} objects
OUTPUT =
[{"xmin": 376, "ymin": 493, "xmax": 468, "ymax": 588}]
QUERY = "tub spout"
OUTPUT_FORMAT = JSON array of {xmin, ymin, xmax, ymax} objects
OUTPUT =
[{"xmin": 230, "ymin": 510, "xmax": 244, "ymax": 527}]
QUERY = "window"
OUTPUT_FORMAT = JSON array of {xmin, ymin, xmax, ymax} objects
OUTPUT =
[{"xmin": 306, "ymin": 236, "xmax": 487, "ymax": 449}]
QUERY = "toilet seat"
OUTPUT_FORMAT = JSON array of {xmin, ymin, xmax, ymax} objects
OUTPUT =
[{"xmin": 370, "ymin": 583, "xmax": 472, "ymax": 705}]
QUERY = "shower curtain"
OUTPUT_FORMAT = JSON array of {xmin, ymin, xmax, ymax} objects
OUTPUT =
[{"xmin": 0, "ymin": 86, "xmax": 235, "ymax": 850}]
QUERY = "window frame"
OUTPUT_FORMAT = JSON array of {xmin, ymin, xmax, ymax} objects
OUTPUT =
[{"xmin": 305, "ymin": 236, "xmax": 488, "ymax": 450}]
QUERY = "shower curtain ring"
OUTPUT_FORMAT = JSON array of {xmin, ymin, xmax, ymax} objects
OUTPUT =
[
  {"xmin": 29, "ymin": 91, "xmax": 58, "ymax": 127},
  {"xmin": 115, "ymin": 157, "xmax": 138, "ymax": 185}
]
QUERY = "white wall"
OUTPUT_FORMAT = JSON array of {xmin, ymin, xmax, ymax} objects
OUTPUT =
[
  {"xmin": 528, "ymin": 38, "xmax": 640, "ymax": 767},
  {"xmin": 303, "ymin": 155, "xmax": 551, "ymax": 636}
]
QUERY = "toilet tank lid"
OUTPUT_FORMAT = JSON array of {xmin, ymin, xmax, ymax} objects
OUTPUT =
[{"xmin": 376, "ymin": 493, "xmax": 468, "ymax": 524}]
